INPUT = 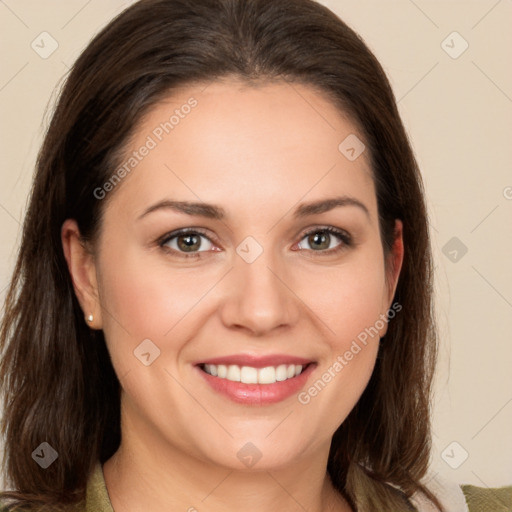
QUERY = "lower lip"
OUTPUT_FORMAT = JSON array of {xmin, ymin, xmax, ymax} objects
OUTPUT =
[{"xmin": 195, "ymin": 364, "xmax": 316, "ymax": 405}]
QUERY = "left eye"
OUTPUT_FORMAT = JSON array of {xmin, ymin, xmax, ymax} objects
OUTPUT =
[{"xmin": 296, "ymin": 228, "xmax": 349, "ymax": 252}]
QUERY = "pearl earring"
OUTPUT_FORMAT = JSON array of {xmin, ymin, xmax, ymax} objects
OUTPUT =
[{"xmin": 86, "ymin": 314, "xmax": 94, "ymax": 323}]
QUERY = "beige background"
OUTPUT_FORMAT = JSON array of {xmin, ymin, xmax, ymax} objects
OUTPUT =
[{"xmin": 1, "ymin": 0, "xmax": 511, "ymax": 490}]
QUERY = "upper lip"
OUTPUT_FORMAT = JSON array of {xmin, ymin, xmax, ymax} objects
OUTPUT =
[{"xmin": 196, "ymin": 354, "xmax": 315, "ymax": 368}]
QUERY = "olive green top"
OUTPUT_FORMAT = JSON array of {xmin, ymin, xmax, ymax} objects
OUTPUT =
[
  {"xmin": 2, "ymin": 463, "xmax": 512, "ymax": 511},
  {"xmin": 83, "ymin": 463, "xmax": 114, "ymax": 512},
  {"xmin": 461, "ymin": 484, "xmax": 512, "ymax": 512},
  {"xmin": 80, "ymin": 463, "xmax": 512, "ymax": 512}
]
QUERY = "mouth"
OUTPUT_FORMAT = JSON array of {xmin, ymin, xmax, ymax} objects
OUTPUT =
[{"xmin": 194, "ymin": 355, "xmax": 316, "ymax": 405}]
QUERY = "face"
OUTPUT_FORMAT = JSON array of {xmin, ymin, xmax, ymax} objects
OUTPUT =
[{"xmin": 66, "ymin": 79, "xmax": 403, "ymax": 471}]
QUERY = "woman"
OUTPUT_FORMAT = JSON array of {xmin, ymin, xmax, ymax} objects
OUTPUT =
[{"xmin": 0, "ymin": 0, "xmax": 509, "ymax": 511}]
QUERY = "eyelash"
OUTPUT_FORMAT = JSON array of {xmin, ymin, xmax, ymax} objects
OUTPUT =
[{"xmin": 157, "ymin": 226, "xmax": 353, "ymax": 259}]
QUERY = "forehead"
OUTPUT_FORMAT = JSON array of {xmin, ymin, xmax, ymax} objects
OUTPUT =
[{"xmin": 106, "ymin": 79, "xmax": 377, "ymax": 223}]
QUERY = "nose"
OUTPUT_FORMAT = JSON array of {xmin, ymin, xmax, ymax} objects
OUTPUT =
[{"xmin": 218, "ymin": 249, "xmax": 300, "ymax": 337}]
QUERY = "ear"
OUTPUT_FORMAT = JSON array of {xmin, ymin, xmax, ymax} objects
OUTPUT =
[
  {"xmin": 380, "ymin": 219, "xmax": 404, "ymax": 336},
  {"xmin": 61, "ymin": 219, "xmax": 103, "ymax": 329}
]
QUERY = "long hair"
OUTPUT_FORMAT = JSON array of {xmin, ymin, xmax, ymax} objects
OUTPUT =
[{"xmin": 0, "ymin": 1, "xmax": 440, "ymax": 510}]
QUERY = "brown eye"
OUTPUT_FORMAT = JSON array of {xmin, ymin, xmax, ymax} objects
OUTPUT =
[
  {"xmin": 177, "ymin": 233, "xmax": 203, "ymax": 252},
  {"xmin": 160, "ymin": 229, "xmax": 215, "ymax": 256},
  {"xmin": 296, "ymin": 227, "xmax": 351, "ymax": 253},
  {"xmin": 307, "ymin": 231, "xmax": 331, "ymax": 251}
]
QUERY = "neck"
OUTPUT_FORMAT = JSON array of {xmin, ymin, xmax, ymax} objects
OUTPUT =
[{"xmin": 103, "ymin": 409, "xmax": 351, "ymax": 512}]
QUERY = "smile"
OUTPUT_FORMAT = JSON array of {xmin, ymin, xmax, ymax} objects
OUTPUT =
[{"xmin": 195, "ymin": 355, "xmax": 316, "ymax": 405}]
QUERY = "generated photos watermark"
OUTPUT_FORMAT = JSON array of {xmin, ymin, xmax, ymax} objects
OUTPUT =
[
  {"xmin": 297, "ymin": 301, "xmax": 402, "ymax": 405},
  {"xmin": 93, "ymin": 97, "xmax": 198, "ymax": 200}
]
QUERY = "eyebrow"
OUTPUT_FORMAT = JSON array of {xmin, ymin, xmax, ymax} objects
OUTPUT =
[{"xmin": 137, "ymin": 195, "xmax": 370, "ymax": 221}]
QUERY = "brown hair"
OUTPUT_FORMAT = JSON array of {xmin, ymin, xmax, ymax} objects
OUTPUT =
[{"xmin": 0, "ymin": 0, "xmax": 440, "ymax": 510}]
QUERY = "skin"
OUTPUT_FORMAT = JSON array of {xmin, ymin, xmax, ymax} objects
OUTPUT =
[{"xmin": 62, "ymin": 79, "xmax": 403, "ymax": 512}]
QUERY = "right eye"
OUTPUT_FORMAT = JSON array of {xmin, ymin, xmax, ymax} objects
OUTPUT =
[{"xmin": 159, "ymin": 228, "xmax": 219, "ymax": 258}]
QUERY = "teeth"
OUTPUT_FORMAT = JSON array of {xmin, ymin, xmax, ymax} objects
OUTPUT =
[
  {"xmin": 240, "ymin": 366, "xmax": 258, "ymax": 384},
  {"xmin": 258, "ymin": 366, "xmax": 276, "ymax": 384},
  {"xmin": 275, "ymin": 364, "xmax": 288, "ymax": 381},
  {"xmin": 226, "ymin": 365, "xmax": 241, "ymax": 382},
  {"xmin": 202, "ymin": 363, "xmax": 305, "ymax": 384}
]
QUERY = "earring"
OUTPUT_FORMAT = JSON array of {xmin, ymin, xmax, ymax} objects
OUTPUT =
[{"xmin": 86, "ymin": 314, "xmax": 94, "ymax": 323}]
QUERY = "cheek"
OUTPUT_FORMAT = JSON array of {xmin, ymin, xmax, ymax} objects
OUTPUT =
[
  {"xmin": 293, "ymin": 252, "xmax": 386, "ymax": 424},
  {"xmin": 296, "ymin": 254, "xmax": 387, "ymax": 343},
  {"xmin": 95, "ymin": 246, "xmax": 219, "ymax": 365}
]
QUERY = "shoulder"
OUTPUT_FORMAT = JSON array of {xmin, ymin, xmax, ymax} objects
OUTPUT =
[
  {"xmin": 3, "ymin": 461, "xmax": 110, "ymax": 512},
  {"xmin": 0, "ymin": 502, "xmax": 84, "ymax": 512},
  {"xmin": 462, "ymin": 484, "xmax": 512, "ymax": 512},
  {"xmin": 0, "ymin": 462, "xmax": 106, "ymax": 512},
  {"xmin": 410, "ymin": 476, "xmax": 512, "ymax": 512}
]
